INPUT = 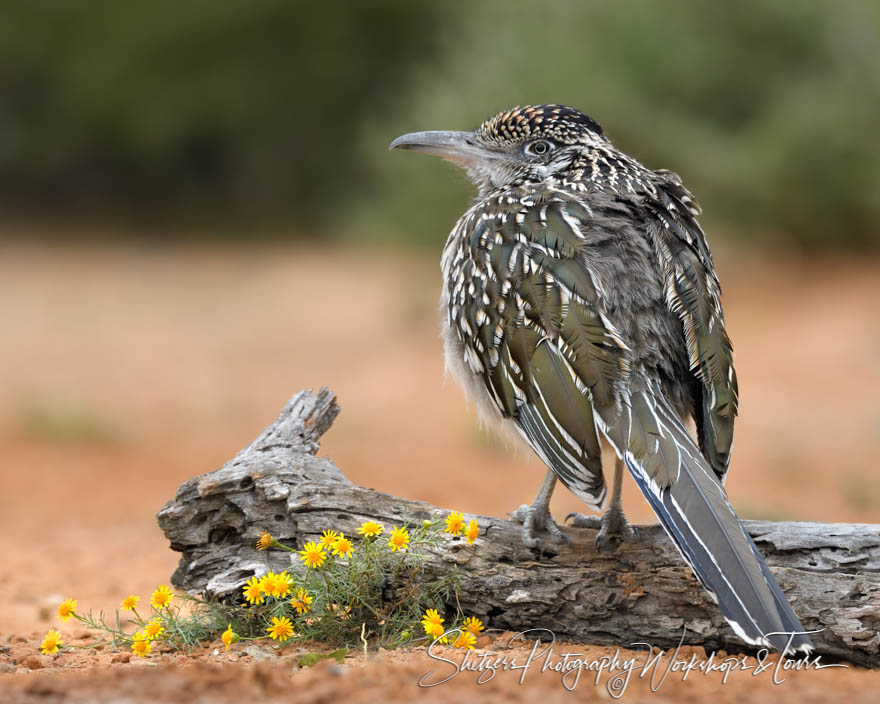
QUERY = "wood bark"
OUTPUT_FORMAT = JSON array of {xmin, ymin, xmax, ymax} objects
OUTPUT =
[{"xmin": 157, "ymin": 388, "xmax": 880, "ymax": 667}]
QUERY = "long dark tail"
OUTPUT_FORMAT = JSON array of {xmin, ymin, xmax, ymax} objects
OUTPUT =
[{"xmin": 621, "ymin": 390, "xmax": 812, "ymax": 654}]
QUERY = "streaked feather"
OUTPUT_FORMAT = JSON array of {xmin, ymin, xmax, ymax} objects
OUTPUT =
[
  {"xmin": 622, "ymin": 386, "xmax": 811, "ymax": 654},
  {"xmin": 650, "ymin": 175, "xmax": 739, "ymax": 479}
]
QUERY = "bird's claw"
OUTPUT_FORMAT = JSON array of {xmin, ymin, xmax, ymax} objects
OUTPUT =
[
  {"xmin": 509, "ymin": 503, "xmax": 571, "ymax": 550},
  {"xmin": 566, "ymin": 509, "xmax": 638, "ymax": 554}
]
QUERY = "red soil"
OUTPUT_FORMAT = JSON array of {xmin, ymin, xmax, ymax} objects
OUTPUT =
[{"xmin": 1, "ymin": 243, "xmax": 878, "ymax": 702}]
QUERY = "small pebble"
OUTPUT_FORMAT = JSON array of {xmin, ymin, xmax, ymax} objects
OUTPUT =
[
  {"xmin": 130, "ymin": 657, "xmax": 156, "ymax": 667},
  {"xmin": 243, "ymin": 645, "xmax": 275, "ymax": 662},
  {"xmin": 21, "ymin": 656, "xmax": 43, "ymax": 670}
]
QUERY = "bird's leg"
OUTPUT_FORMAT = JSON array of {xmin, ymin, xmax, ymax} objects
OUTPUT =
[
  {"xmin": 566, "ymin": 457, "xmax": 638, "ymax": 553},
  {"xmin": 508, "ymin": 469, "xmax": 571, "ymax": 550}
]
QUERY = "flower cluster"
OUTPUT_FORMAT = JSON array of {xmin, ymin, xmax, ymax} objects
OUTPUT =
[
  {"xmin": 41, "ymin": 510, "xmax": 482, "ymax": 658},
  {"xmin": 41, "ymin": 585, "xmax": 178, "ymax": 658},
  {"xmin": 420, "ymin": 609, "xmax": 484, "ymax": 650},
  {"xmin": 233, "ymin": 521, "xmax": 406, "ymax": 643},
  {"xmin": 443, "ymin": 511, "xmax": 480, "ymax": 545}
]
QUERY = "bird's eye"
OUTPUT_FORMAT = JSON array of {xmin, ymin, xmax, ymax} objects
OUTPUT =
[{"xmin": 525, "ymin": 140, "xmax": 552, "ymax": 156}]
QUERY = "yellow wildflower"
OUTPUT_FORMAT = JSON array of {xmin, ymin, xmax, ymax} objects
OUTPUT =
[
  {"xmin": 387, "ymin": 526, "xmax": 410, "ymax": 552},
  {"xmin": 150, "ymin": 584, "xmax": 174, "ymax": 609},
  {"xmin": 221, "ymin": 624, "xmax": 238, "ymax": 651},
  {"xmin": 290, "ymin": 588, "xmax": 313, "ymax": 615},
  {"xmin": 465, "ymin": 519, "xmax": 479, "ymax": 545},
  {"xmin": 423, "ymin": 621, "xmax": 448, "ymax": 644},
  {"xmin": 464, "ymin": 616, "xmax": 485, "ymax": 637},
  {"xmin": 143, "ymin": 618, "xmax": 165, "ymax": 640},
  {"xmin": 256, "ymin": 531, "xmax": 274, "ymax": 551},
  {"xmin": 332, "ymin": 534, "xmax": 353, "ymax": 558},
  {"xmin": 421, "ymin": 608, "xmax": 444, "ymax": 636},
  {"xmin": 452, "ymin": 630, "xmax": 476, "ymax": 650},
  {"xmin": 57, "ymin": 598, "xmax": 77, "ymax": 622},
  {"xmin": 320, "ymin": 529, "xmax": 340, "ymax": 548},
  {"xmin": 120, "ymin": 595, "xmax": 140, "ymax": 611},
  {"xmin": 357, "ymin": 521, "xmax": 384, "ymax": 538},
  {"xmin": 444, "ymin": 511, "xmax": 465, "ymax": 536},
  {"xmin": 259, "ymin": 571, "xmax": 289, "ymax": 598},
  {"xmin": 131, "ymin": 634, "xmax": 152, "ymax": 658},
  {"xmin": 243, "ymin": 575, "xmax": 264, "ymax": 605},
  {"xmin": 267, "ymin": 616, "xmax": 295, "ymax": 642},
  {"xmin": 273, "ymin": 571, "xmax": 293, "ymax": 598},
  {"xmin": 41, "ymin": 629, "xmax": 63, "ymax": 655},
  {"xmin": 299, "ymin": 541, "xmax": 326, "ymax": 569},
  {"xmin": 257, "ymin": 572, "xmax": 275, "ymax": 595}
]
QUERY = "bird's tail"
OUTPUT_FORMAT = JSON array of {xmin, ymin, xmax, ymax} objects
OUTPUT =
[{"xmin": 615, "ymin": 389, "xmax": 812, "ymax": 654}]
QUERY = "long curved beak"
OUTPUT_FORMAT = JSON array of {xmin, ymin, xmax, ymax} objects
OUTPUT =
[{"xmin": 389, "ymin": 130, "xmax": 492, "ymax": 163}]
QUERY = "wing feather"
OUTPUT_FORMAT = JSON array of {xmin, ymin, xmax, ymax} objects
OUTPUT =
[
  {"xmin": 450, "ymin": 190, "xmax": 631, "ymax": 508},
  {"xmin": 650, "ymin": 174, "xmax": 739, "ymax": 478}
]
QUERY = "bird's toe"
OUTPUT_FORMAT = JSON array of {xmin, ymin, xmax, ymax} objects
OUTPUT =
[
  {"xmin": 509, "ymin": 504, "xmax": 569, "ymax": 549},
  {"xmin": 565, "ymin": 512, "xmax": 602, "ymax": 529},
  {"xmin": 567, "ymin": 509, "xmax": 637, "ymax": 553},
  {"xmin": 594, "ymin": 511, "xmax": 637, "ymax": 553}
]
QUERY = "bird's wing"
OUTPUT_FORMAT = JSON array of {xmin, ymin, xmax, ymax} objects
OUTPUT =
[
  {"xmin": 446, "ymin": 192, "xmax": 631, "ymax": 509},
  {"xmin": 648, "ymin": 171, "xmax": 739, "ymax": 480}
]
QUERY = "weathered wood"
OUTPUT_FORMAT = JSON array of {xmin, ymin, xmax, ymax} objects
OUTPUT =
[{"xmin": 157, "ymin": 389, "xmax": 880, "ymax": 667}]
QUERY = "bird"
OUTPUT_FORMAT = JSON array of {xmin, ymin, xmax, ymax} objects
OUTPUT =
[{"xmin": 390, "ymin": 104, "xmax": 812, "ymax": 655}]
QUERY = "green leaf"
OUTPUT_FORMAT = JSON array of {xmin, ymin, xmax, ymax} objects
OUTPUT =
[{"xmin": 298, "ymin": 648, "xmax": 348, "ymax": 668}]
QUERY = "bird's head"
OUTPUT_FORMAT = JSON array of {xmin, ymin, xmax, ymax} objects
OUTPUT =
[{"xmin": 391, "ymin": 105, "xmax": 607, "ymax": 196}]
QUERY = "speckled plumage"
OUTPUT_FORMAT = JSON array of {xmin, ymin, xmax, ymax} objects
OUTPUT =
[
  {"xmin": 392, "ymin": 105, "xmax": 809, "ymax": 654},
  {"xmin": 441, "ymin": 105, "xmax": 737, "ymax": 489}
]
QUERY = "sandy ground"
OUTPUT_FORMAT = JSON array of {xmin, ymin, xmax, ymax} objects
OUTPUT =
[{"xmin": 0, "ymin": 241, "xmax": 878, "ymax": 702}]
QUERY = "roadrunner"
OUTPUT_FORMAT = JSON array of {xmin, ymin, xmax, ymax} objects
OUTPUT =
[{"xmin": 391, "ymin": 105, "xmax": 812, "ymax": 654}]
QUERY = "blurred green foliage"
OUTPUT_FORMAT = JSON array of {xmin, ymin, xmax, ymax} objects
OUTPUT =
[
  {"xmin": 0, "ymin": 0, "xmax": 878, "ymax": 248},
  {"xmin": 18, "ymin": 398, "xmax": 121, "ymax": 445},
  {"xmin": 0, "ymin": 1, "xmax": 451, "ymax": 228}
]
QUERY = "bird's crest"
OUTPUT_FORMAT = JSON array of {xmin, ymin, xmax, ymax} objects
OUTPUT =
[{"xmin": 477, "ymin": 105, "xmax": 604, "ymax": 145}]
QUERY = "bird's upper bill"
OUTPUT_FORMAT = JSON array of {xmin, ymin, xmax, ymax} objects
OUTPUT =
[{"xmin": 389, "ymin": 130, "xmax": 491, "ymax": 164}]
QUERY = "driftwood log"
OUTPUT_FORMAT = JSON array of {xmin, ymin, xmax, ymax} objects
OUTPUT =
[{"xmin": 157, "ymin": 388, "xmax": 880, "ymax": 667}]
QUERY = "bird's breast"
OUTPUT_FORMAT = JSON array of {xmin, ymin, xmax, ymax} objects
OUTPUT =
[{"xmin": 441, "ymin": 187, "xmax": 695, "ymax": 419}]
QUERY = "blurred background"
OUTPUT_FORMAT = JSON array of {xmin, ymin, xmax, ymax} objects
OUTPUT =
[{"xmin": 1, "ymin": 0, "xmax": 878, "ymax": 634}]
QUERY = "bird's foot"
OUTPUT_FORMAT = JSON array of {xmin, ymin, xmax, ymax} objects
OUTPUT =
[
  {"xmin": 565, "ymin": 507, "xmax": 638, "ymax": 554},
  {"xmin": 509, "ymin": 501, "xmax": 571, "ymax": 551}
]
